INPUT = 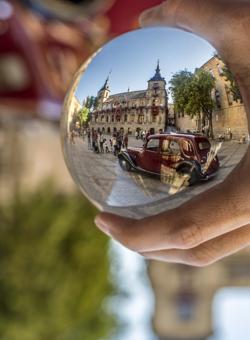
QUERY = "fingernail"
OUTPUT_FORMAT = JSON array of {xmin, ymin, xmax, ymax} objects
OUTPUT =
[{"xmin": 95, "ymin": 216, "xmax": 112, "ymax": 236}]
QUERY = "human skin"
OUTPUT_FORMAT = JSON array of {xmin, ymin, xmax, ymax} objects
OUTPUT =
[{"xmin": 95, "ymin": 0, "xmax": 250, "ymax": 266}]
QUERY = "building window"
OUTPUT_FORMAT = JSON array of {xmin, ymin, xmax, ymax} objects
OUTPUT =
[
  {"xmin": 176, "ymin": 292, "xmax": 196, "ymax": 321},
  {"xmin": 215, "ymin": 89, "xmax": 221, "ymax": 109},
  {"xmin": 138, "ymin": 115, "xmax": 144, "ymax": 124},
  {"xmin": 208, "ymin": 68, "xmax": 215, "ymax": 78},
  {"xmin": 124, "ymin": 114, "xmax": 128, "ymax": 122},
  {"xmin": 111, "ymin": 115, "xmax": 114, "ymax": 122},
  {"xmin": 217, "ymin": 63, "xmax": 224, "ymax": 76},
  {"xmin": 225, "ymin": 85, "xmax": 233, "ymax": 106},
  {"xmin": 106, "ymin": 116, "xmax": 109, "ymax": 123}
]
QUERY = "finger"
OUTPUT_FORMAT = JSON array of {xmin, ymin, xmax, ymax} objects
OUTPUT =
[
  {"xmin": 139, "ymin": 0, "xmax": 250, "ymax": 118},
  {"xmin": 95, "ymin": 159, "xmax": 250, "ymax": 253},
  {"xmin": 139, "ymin": 2, "xmax": 179, "ymax": 29},
  {"xmin": 141, "ymin": 223, "xmax": 250, "ymax": 267},
  {"xmin": 139, "ymin": 0, "xmax": 210, "ymax": 31}
]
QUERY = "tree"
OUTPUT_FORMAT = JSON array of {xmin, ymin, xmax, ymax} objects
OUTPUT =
[
  {"xmin": 222, "ymin": 64, "xmax": 243, "ymax": 102},
  {"xmin": 85, "ymin": 96, "xmax": 97, "ymax": 111},
  {"xmin": 215, "ymin": 54, "xmax": 243, "ymax": 102},
  {"xmin": 170, "ymin": 69, "xmax": 216, "ymax": 138},
  {"xmin": 77, "ymin": 106, "xmax": 89, "ymax": 126},
  {"xmin": 169, "ymin": 70, "xmax": 194, "ymax": 116},
  {"xmin": 0, "ymin": 184, "xmax": 117, "ymax": 340}
]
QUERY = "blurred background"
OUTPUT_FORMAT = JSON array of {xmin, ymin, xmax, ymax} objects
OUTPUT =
[{"xmin": 1, "ymin": 1, "xmax": 250, "ymax": 339}]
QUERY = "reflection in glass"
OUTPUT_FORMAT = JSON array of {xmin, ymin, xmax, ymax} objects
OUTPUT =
[{"xmin": 61, "ymin": 28, "xmax": 249, "ymax": 218}]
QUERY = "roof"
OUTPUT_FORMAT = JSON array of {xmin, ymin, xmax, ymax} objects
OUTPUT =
[
  {"xmin": 149, "ymin": 61, "xmax": 165, "ymax": 82},
  {"xmin": 199, "ymin": 55, "xmax": 219, "ymax": 69},
  {"xmin": 105, "ymin": 90, "xmax": 147, "ymax": 102},
  {"xmin": 149, "ymin": 133, "xmax": 207, "ymax": 140}
]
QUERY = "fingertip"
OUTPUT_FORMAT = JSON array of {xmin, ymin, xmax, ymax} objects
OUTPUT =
[
  {"xmin": 95, "ymin": 212, "xmax": 112, "ymax": 236},
  {"xmin": 139, "ymin": 3, "xmax": 166, "ymax": 28},
  {"xmin": 94, "ymin": 212, "xmax": 134, "ymax": 236}
]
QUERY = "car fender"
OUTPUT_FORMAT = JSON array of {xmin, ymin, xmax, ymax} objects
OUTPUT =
[
  {"xmin": 176, "ymin": 160, "xmax": 202, "ymax": 177},
  {"xmin": 118, "ymin": 151, "xmax": 137, "ymax": 169}
]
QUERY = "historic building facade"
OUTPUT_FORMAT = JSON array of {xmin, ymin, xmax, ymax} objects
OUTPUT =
[
  {"xmin": 90, "ymin": 62, "xmax": 169, "ymax": 135},
  {"xmin": 89, "ymin": 56, "xmax": 248, "ymax": 139},
  {"xmin": 175, "ymin": 55, "xmax": 248, "ymax": 139}
]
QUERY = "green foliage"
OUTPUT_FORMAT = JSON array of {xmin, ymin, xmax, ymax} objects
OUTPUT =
[
  {"xmin": 170, "ymin": 69, "xmax": 216, "ymax": 137},
  {"xmin": 222, "ymin": 64, "xmax": 243, "ymax": 102},
  {"xmin": 0, "ymin": 184, "xmax": 116, "ymax": 340},
  {"xmin": 169, "ymin": 70, "xmax": 194, "ymax": 116},
  {"xmin": 215, "ymin": 53, "xmax": 242, "ymax": 102},
  {"xmin": 77, "ymin": 107, "xmax": 89, "ymax": 126},
  {"xmin": 85, "ymin": 96, "xmax": 97, "ymax": 111}
]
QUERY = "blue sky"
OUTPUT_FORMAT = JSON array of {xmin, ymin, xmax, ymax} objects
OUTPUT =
[{"xmin": 76, "ymin": 27, "xmax": 216, "ymax": 104}]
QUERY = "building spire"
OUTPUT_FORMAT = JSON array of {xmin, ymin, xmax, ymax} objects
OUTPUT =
[
  {"xmin": 99, "ymin": 70, "xmax": 111, "ymax": 93},
  {"xmin": 156, "ymin": 59, "xmax": 160, "ymax": 73},
  {"xmin": 149, "ymin": 60, "xmax": 165, "ymax": 82}
]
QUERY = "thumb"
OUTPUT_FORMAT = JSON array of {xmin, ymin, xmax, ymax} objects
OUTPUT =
[{"xmin": 139, "ymin": 1, "xmax": 181, "ymax": 29}]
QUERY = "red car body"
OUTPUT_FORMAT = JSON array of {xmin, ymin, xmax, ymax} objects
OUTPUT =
[{"xmin": 118, "ymin": 133, "xmax": 220, "ymax": 183}]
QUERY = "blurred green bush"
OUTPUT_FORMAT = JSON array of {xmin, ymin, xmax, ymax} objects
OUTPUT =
[{"xmin": 0, "ymin": 183, "xmax": 116, "ymax": 340}]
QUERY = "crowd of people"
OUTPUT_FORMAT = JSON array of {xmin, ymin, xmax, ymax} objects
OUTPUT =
[{"xmin": 87, "ymin": 128, "xmax": 129, "ymax": 156}]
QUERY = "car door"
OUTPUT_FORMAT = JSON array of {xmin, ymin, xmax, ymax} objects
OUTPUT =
[{"xmin": 140, "ymin": 138, "xmax": 161, "ymax": 173}]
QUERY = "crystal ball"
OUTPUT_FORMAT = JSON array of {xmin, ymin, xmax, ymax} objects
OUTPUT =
[{"xmin": 61, "ymin": 28, "xmax": 248, "ymax": 218}]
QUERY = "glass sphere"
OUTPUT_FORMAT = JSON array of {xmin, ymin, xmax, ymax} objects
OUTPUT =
[{"xmin": 61, "ymin": 27, "xmax": 248, "ymax": 218}]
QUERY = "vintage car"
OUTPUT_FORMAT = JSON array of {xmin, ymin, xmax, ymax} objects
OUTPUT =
[{"xmin": 118, "ymin": 133, "xmax": 220, "ymax": 184}]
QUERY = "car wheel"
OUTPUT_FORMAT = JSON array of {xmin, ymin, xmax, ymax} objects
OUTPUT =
[
  {"xmin": 178, "ymin": 166, "xmax": 198, "ymax": 185},
  {"xmin": 119, "ymin": 158, "xmax": 131, "ymax": 171}
]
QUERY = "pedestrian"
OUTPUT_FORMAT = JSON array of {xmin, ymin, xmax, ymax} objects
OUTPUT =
[
  {"xmin": 112, "ymin": 135, "xmax": 118, "ymax": 156},
  {"xmin": 116, "ymin": 132, "xmax": 122, "ymax": 152},
  {"xmin": 100, "ymin": 135, "xmax": 105, "ymax": 153},
  {"xmin": 145, "ymin": 130, "xmax": 150, "ymax": 140},
  {"xmin": 87, "ymin": 129, "xmax": 91, "ymax": 149},
  {"xmin": 103, "ymin": 139, "xmax": 110, "ymax": 153},
  {"xmin": 70, "ymin": 129, "xmax": 76, "ymax": 144},
  {"xmin": 123, "ymin": 133, "xmax": 128, "ymax": 149},
  {"xmin": 142, "ymin": 130, "xmax": 146, "ymax": 141},
  {"xmin": 97, "ymin": 131, "xmax": 102, "ymax": 153},
  {"xmin": 109, "ymin": 138, "xmax": 113, "ymax": 153}
]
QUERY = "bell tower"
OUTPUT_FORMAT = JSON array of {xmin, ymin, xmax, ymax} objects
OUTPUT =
[
  {"xmin": 97, "ymin": 75, "xmax": 110, "ymax": 106},
  {"xmin": 147, "ymin": 60, "xmax": 168, "ymax": 130},
  {"xmin": 147, "ymin": 60, "xmax": 167, "ymax": 99}
]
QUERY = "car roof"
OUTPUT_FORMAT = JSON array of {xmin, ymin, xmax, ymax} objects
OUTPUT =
[{"xmin": 148, "ymin": 133, "xmax": 207, "ymax": 140}]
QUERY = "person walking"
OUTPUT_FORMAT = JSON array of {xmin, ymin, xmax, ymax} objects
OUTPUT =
[
  {"xmin": 123, "ymin": 133, "xmax": 128, "ymax": 149},
  {"xmin": 87, "ymin": 129, "xmax": 91, "ymax": 149}
]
